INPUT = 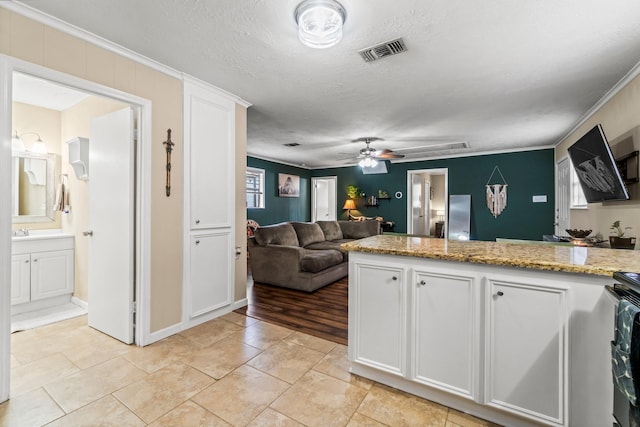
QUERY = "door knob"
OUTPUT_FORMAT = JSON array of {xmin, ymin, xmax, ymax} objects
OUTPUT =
[
  {"xmin": 496, "ymin": 291, "xmax": 504, "ymax": 297},
  {"xmin": 82, "ymin": 230, "xmax": 93, "ymax": 237},
  {"xmin": 418, "ymin": 280, "xmax": 427, "ymax": 286}
]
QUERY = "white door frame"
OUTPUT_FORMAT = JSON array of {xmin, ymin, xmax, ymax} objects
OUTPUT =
[
  {"xmin": 0, "ymin": 54, "xmax": 152, "ymax": 401},
  {"xmin": 555, "ymin": 156, "xmax": 571, "ymax": 235},
  {"xmin": 407, "ymin": 168, "xmax": 448, "ymax": 236},
  {"xmin": 311, "ymin": 176, "xmax": 337, "ymax": 222}
]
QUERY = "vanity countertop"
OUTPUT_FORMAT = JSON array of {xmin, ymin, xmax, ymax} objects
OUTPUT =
[
  {"xmin": 341, "ymin": 234, "xmax": 640, "ymax": 277},
  {"xmin": 11, "ymin": 229, "xmax": 73, "ymax": 242}
]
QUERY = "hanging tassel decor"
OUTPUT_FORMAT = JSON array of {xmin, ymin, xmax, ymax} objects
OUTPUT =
[{"xmin": 485, "ymin": 166, "xmax": 508, "ymax": 218}]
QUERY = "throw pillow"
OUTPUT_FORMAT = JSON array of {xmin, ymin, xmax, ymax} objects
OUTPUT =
[
  {"xmin": 254, "ymin": 222, "xmax": 300, "ymax": 246},
  {"xmin": 291, "ymin": 222, "xmax": 326, "ymax": 247},
  {"xmin": 317, "ymin": 221, "xmax": 343, "ymax": 241}
]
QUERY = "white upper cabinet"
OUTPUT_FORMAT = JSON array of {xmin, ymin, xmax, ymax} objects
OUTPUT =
[{"xmin": 184, "ymin": 80, "xmax": 235, "ymax": 230}]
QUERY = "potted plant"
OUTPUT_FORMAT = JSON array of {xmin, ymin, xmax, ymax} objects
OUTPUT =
[
  {"xmin": 609, "ymin": 220, "xmax": 636, "ymax": 250},
  {"xmin": 347, "ymin": 185, "xmax": 364, "ymax": 199}
]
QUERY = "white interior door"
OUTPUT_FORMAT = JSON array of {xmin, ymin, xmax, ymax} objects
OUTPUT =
[
  {"xmin": 411, "ymin": 174, "xmax": 424, "ymax": 234},
  {"xmin": 311, "ymin": 177, "xmax": 337, "ymax": 222},
  {"xmin": 87, "ymin": 107, "xmax": 135, "ymax": 344}
]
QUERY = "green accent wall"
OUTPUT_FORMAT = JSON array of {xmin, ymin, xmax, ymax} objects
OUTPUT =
[
  {"xmin": 247, "ymin": 157, "xmax": 311, "ymax": 226},
  {"xmin": 311, "ymin": 149, "xmax": 556, "ymax": 241}
]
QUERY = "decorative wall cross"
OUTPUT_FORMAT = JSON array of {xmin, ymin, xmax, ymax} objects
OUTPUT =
[{"xmin": 163, "ymin": 129, "xmax": 175, "ymax": 197}]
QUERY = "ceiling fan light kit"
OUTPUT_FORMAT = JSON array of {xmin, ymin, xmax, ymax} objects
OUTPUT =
[{"xmin": 294, "ymin": 0, "xmax": 346, "ymax": 49}]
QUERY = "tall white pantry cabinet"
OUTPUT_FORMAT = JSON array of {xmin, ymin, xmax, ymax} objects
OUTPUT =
[{"xmin": 183, "ymin": 78, "xmax": 236, "ymax": 325}]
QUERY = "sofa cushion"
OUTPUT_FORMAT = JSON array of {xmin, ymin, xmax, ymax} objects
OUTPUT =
[
  {"xmin": 254, "ymin": 222, "xmax": 299, "ymax": 246},
  {"xmin": 317, "ymin": 220, "xmax": 344, "ymax": 241},
  {"xmin": 305, "ymin": 240, "xmax": 347, "ymax": 259},
  {"xmin": 338, "ymin": 220, "xmax": 380, "ymax": 239},
  {"xmin": 300, "ymin": 250, "xmax": 343, "ymax": 273},
  {"xmin": 292, "ymin": 222, "xmax": 325, "ymax": 247}
]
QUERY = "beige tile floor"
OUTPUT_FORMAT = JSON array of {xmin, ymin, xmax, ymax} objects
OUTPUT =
[{"xmin": 0, "ymin": 313, "xmax": 501, "ymax": 427}]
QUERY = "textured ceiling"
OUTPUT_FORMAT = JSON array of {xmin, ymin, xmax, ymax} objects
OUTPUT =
[{"xmin": 13, "ymin": 0, "xmax": 640, "ymax": 168}]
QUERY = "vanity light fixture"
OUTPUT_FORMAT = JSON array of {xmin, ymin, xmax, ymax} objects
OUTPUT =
[
  {"xmin": 12, "ymin": 131, "xmax": 47, "ymax": 154},
  {"xmin": 294, "ymin": 0, "xmax": 346, "ymax": 49},
  {"xmin": 11, "ymin": 130, "xmax": 26, "ymax": 152}
]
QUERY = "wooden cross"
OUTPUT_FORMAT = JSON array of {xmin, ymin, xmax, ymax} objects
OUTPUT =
[{"xmin": 163, "ymin": 129, "xmax": 175, "ymax": 197}]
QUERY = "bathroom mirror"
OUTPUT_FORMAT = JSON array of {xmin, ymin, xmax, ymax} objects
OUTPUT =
[{"xmin": 11, "ymin": 152, "xmax": 59, "ymax": 223}]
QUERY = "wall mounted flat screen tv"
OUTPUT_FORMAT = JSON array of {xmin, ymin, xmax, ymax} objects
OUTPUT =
[{"xmin": 567, "ymin": 124, "xmax": 629, "ymax": 202}]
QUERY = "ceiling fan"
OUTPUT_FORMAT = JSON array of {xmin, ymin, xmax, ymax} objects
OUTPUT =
[{"xmin": 353, "ymin": 137, "xmax": 405, "ymax": 167}]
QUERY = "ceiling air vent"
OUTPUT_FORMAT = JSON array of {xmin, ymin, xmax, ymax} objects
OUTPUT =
[{"xmin": 358, "ymin": 38, "xmax": 407, "ymax": 62}]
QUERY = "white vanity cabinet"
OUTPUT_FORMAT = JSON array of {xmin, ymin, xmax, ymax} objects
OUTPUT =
[
  {"xmin": 350, "ymin": 261, "xmax": 407, "ymax": 376},
  {"xmin": 411, "ymin": 268, "xmax": 480, "ymax": 400},
  {"xmin": 11, "ymin": 234, "xmax": 74, "ymax": 312},
  {"xmin": 484, "ymin": 277, "xmax": 568, "ymax": 425}
]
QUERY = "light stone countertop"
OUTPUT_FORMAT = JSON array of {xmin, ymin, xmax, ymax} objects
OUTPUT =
[{"xmin": 341, "ymin": 235, "xmax": 640, "ymax": 277}]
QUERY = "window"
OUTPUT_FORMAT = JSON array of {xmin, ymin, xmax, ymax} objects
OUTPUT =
[
  {"xmin": 246, "ymin": 167, "xmax": 265, "ymax": 209},
  {"xmin": 569, "ymin": 161, "xmax": 587, "ymax": 209}
]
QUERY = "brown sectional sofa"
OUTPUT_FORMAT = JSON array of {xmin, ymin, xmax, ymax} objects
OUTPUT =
[{"xmin": 248, "ymin": 220, "xmax": 380, "ymax": 292}]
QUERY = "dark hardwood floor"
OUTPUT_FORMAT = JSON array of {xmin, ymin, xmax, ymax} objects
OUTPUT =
[{"xmin": 235, "ymin": 277, "xmax": 348, "ymax": 345}]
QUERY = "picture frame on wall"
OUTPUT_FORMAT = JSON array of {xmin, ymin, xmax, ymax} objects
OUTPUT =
[{"xmin": 278, "ymin": 173, "xmax": 300, "ymax": 197}]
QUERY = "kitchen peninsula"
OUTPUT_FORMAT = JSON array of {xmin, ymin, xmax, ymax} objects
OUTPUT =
[{"xmin": 343, "ymin": 235, "xmax": 640, "ymax": 427}]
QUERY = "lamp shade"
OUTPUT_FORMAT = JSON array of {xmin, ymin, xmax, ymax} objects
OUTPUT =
[{"xmin": 342, "ymin": 199, "xmax": 356, "ymax": 210}]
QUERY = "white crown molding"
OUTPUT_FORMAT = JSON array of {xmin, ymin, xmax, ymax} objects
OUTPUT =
[
  {"xmin": 182, "ymin": 74, "xmax": 251, "ymax": 108},
  {"xmin": 2, "ymin": 1, "xmax": 251, "ymax": 107},
  {"xmin": 554, "ymin": 59, "xmax": 640, "ymax": 147},
  {"xmin": 270, "ymin": 144, "xmax": 556, "ymax": 170},
  {"xmin": 247, "ymin": 153, "xmax": 312, "ymax": 170}
]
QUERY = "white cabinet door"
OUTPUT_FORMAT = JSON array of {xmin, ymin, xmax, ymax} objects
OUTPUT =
[
  {"xmin": 10, "ymin": 254, "xmax": 30, "ymax": 305},
  {"xmin": 185, "ymin": 83, "xmax": 235, "ymax": 230},
  {"xmin": 351, "ymin": 262, "xmax": 406, "ymax": 376},
  {"xmin": 412, "ymin": 270, "xmax": 478, "ymax": 399},
  {"xmin": 30, "ymin": 250, "xmax": 74, "ymax": 301},
  {"xmin": 485, "ymin": 279, "xmax": 568, "ymax": 426},
  {"xmin": 189, "ymin": 233, "xmax": 232, "ymax": 318}
]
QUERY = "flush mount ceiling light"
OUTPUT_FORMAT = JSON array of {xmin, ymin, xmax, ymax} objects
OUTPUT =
[
  {"xmin": 358, "ymin": 156, "xmax": 378, "ymax": 168},
  {"xmin": 294, "ymin": 0, "xmax": 346, "ymax": 49}
]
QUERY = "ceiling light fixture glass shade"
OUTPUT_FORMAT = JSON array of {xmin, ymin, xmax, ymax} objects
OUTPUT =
[
  {"xmin": 358, "ymin": 157, "xmax": 378, "ymax": 168},
  {"xmin": 294, "ymin": 0, "xmax": 346, "ymax": 49},
  {"xmin": 11, "ymin": 131, "xmax": 26, "ymax": 152}
]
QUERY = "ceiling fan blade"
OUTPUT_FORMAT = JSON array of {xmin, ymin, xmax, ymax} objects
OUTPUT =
[
  {"xmin": 373, "ymin": 149, "xmax": 392, "ymax": 155},
  {"xmin": 375, "ymin": 152, "xmax": 405, "ymax": 159}
]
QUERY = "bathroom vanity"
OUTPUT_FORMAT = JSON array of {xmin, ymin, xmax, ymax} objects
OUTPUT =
[{"xmin": 11, "ymin": 231, "xmax": 74, "ymax": 315}]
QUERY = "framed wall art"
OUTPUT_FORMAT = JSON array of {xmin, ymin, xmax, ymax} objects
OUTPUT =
[{"xmin": 278, "ymin": 173, "xmax": 300, "ymax": 197}]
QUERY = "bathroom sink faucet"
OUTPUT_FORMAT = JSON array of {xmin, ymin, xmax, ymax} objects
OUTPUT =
[{"xmin": 14, "ymin": 228, "xmax": 29, "ymax": 236}]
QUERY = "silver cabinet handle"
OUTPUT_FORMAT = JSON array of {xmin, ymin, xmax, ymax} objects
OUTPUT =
[
  {"xmin": 392, "ymin": 276, "xmax": 398, "ymax": 281},
  {"xmin": 33, "ymin": 259, "xmax": 38, "ymax": 262},
  {"xmin": 82, "ymin": 230, "xmax": 93, "ymax": 236},
  {"xmin": 195, "ymin": 219, "xmax": 200, "ymax": 224},
  {"xmin": 497, "ymin": 291, "xmax": 504, "ymax": 297},
  {"xmin": 418, "ymin": 280, "xmax": 426, "ymax": 286},
  {"xmin": 195, "ymin": 240, "xmax": 200, "ymax": 245},
  {"xmin": 25, "ymin": 260, "xmax": 29, "ymax": 263}
]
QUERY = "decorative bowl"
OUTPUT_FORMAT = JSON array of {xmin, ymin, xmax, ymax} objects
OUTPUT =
[{"xmin": 565, "ymin": 229, "xmax": 592, "ymax": 239}]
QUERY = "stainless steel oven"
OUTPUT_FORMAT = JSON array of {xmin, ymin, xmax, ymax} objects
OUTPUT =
[{"xmin": 606, "ymin": 272, "xmax": 640, "ymax": 427}]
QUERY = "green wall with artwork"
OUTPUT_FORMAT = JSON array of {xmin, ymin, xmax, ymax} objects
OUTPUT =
[
  {"xmin": 312, "ymin": 149, "xmax": 556, "ymax": 241},
  {"xmin": 246, "ymin": 157, "xmax": 311, "ymax": 226}
]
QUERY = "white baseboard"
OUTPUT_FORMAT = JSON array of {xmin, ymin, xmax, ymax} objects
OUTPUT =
[
  {"xmin": 232, "ymin": 298, "xmax": 248, "ymax": 310},
  {"xmin": 71, "ymin": 296, "xmax": 88, "ymax": 310}
]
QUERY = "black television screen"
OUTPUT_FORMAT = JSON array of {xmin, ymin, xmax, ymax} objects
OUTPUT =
[{"xmin": 567, "ymin": 124, "xmax": 629, "ymax": 202}]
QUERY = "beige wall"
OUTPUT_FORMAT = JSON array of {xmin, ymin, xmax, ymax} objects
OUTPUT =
[
  {"xmin": 555, "ymin": 74, "xmax": 640, "ymax": 246},
  {"xmin": 2, "ymin": 8, "xmax": 183, "ymax": 332},
  {"xmin": 235, "ymin": 104, "xmax": 248, "ymax": 302}
]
